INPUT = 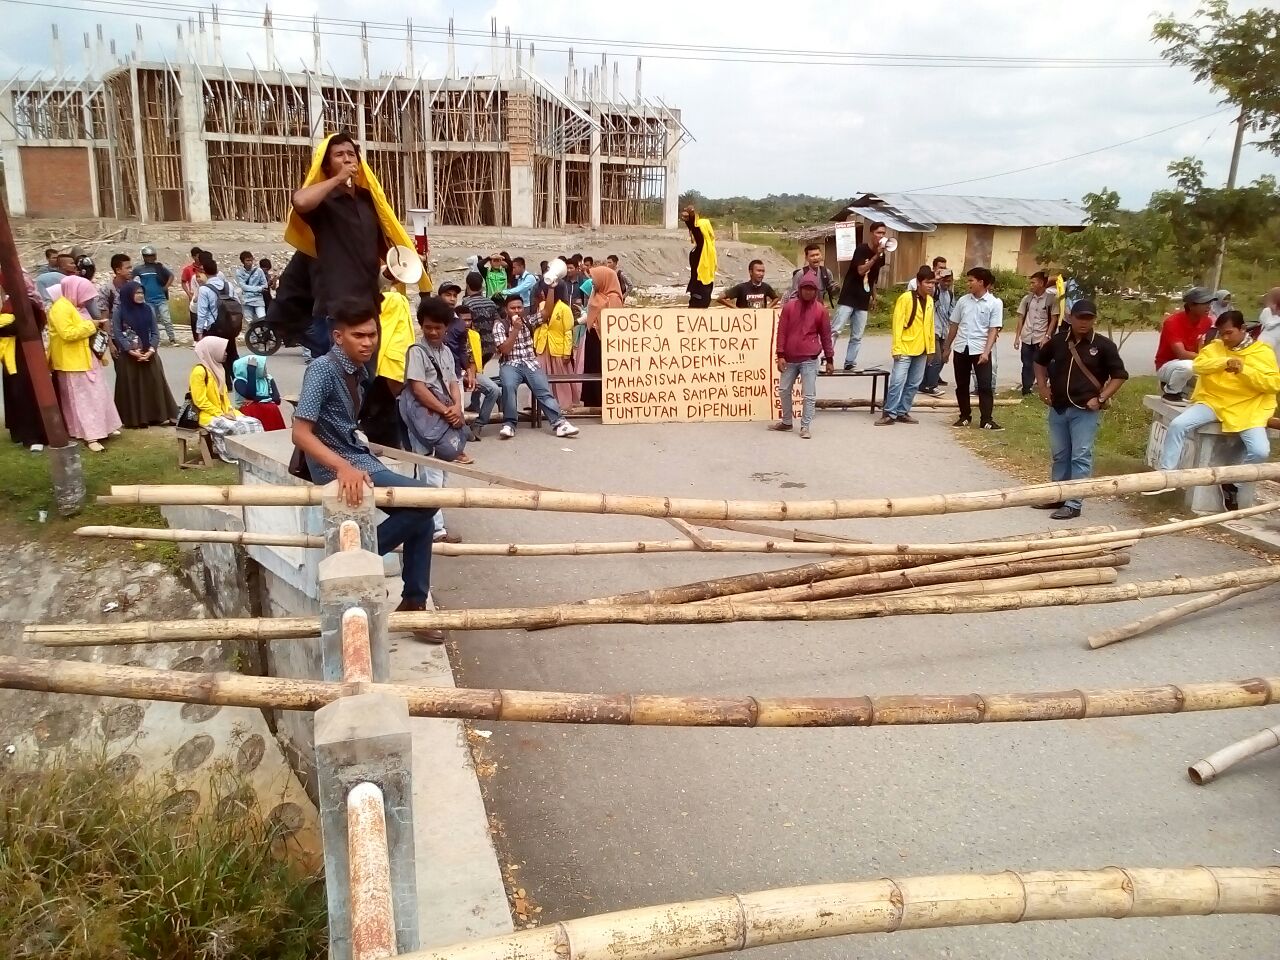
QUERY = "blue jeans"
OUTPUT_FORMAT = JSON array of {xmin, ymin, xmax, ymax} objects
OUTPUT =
[
  {"xmin": 1157, "ymin": 402, "xmax": 1270, "ymax": 472},
  {"xmin": 921, "ymin": 335, "xmax": 947, "ymax": 390},
  {"xmin": 370, "ymin": 469, "xmax": 438, "ymax": 605},
  {"xmin": 885, "ymin": 353, "xmax": 928, "ymax": 418},
  {"xmin": 1020, "ymin": 341, "xmax": 1040, "ymax": 393},
  {"xmin": 1048, "ymin": 407, "xmax": 1101, "ymax": 510},
  {"xmin": 499, "ymin": 363, "xmax": 565, "ymax": 429},
  {"xmin": 834, "ymin": 307, "xmax": 869, "ymax": 368},
  {"xmin": 151, "ymin": 300, "xmax": 176, "ymax": 342},
  {"xmin": 412, "ymin": 465, "xmax": 448, "ymax": 536},
  {"xmin": 472, "ymin": 373, "xmax": 501, "ymax": 427},
  {"xmin": 778, "ymin": 359, "xmax": 818, "ymax": 428}
]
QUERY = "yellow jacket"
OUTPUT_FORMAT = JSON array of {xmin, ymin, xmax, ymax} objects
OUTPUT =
[
  {"xmin": 534, "ymin": 301, "xmax": 575, "ymax": 358},
  {"xmin": 890, "ymin": 290, "xmax": 933, "ymax": 357},
  {"xmin": 0, "ymin": 313, "xmax": 15, "ymax": 375},
  {"xmin": 189, "ymin": 365, "xmax": 235, "ymax": 427},
  {"xmin": 467, "ymin": 327, "xmax": 482, "ymax": 370},
  {"xmin": 284, "ymin": 133, "xmax": 432, "ymax": 293},
  {"xmin": 377, "ymin": 291, "xmax": 415, "ymax": 383},
  {"xmin": 1191, "ymin": 339, "xmax": 1280, "ymax": 433},
  {"xmin": 47, "ymin": 297, "xmax": 98, "ymax": 373},
  {"xmin": 692, "ymin": 216, "xmax": 717, "ymax": 285}
]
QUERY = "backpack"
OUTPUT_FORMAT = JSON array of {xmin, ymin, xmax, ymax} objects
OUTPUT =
[{"xmin": 213, "ymin": 282, "xmax": 244, "ymax": 338}]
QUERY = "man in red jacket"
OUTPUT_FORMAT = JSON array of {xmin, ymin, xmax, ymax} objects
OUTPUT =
[{"xmin": 770, "ymin": 273, "xmax": 834, "ymax": 439}]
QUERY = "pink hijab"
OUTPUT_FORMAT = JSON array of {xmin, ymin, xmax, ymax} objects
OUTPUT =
[
  {"xmin": 586, "ymin": 266, "xmax": 624, "ymax": 331},
  {"xmin": 59, "ymin": 274, "xmax": 100, "ymax": 318}
]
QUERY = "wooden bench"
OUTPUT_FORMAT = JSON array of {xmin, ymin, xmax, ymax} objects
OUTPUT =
[
  {"xmin": 530, "ymin": 373, "xmax": 603, "ymax": 428},
  {"xmin": 176, "ymin": 426, "xmax": 213, "ymax": 469},
  {"xmin": 819, "ymin": 368, "xmax": 890, "ymax": 415}
]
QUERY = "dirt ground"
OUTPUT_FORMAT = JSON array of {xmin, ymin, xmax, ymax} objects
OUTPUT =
[{"xmin": 11, "ymin": 217, "xmax": 798, "ymax": 294}]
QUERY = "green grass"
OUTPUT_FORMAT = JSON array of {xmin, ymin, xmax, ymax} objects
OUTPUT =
[
  {"xmin": 740, "ymin": 231, "xmax": 798, "ymax": 264},
  {"xmin": 0, "ymin": 755, "xmax": 326, "ymax": 959},
  {"xmin": 2, "ymin": 427, "xmax": 235, "ymax": 561}
]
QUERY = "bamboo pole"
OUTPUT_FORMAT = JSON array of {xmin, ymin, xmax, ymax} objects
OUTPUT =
[
  {"xmin": 1188, "ymin": 724, "xmax": 1280, "ymax": 784},
  {"xmin": 815, "ymin": 397, "xmax": 1021, "ymax": 410},
  {"xmin": 24, "ymin": 565, "xmax": 1280, "ymax": 646},
  {"xmin": 725, "ymin": 543, "xmax": 1133, "ymax": 604},
  {"xmin": 1088, "ymin": 583, "xmax": 1274, "ymax": 649},
  {"xmin": 0, "ymin": 655, "xmax": 1275, "ymax": 727},
  {"xmin": 877, "ymin": 566, "xmax": 1118, "ymax": 598},
  {"xmin": 77, "ymin": 525, "xmax": 324, "ymax": 548},
  {"xmin": 401, "ymin": 866, "xmax": 1280, "ymax": 960},
  {"xmin": 100, "ymin": 463, "xmax": 1280, "ymax": 519}
]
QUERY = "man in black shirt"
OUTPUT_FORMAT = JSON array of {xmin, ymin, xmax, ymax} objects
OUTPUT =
[
  {"xmin": 835, "ymin": 221, "xmax": 888, "ymax": 370},
  {"xmin": 291, "ymin": 133, "xmax": 383, "ymax": 318},
  {"xmin": 1032, "ymin": 299, "xmax": 1129, "ymax": 520},
  {"xmin": 718, "ymin": 260, "xmax": 779, "ymax": 309}
]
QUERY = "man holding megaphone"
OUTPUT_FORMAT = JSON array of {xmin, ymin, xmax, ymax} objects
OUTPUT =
[{"xmin": 834, "ymin": 221, "xmax": 889, "ymax": 371}]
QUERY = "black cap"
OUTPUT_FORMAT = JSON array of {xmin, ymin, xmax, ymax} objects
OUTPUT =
[
  {"xmin": 1070, "ymin": 299, "xmax": 1098, "ymax": 318},
  {"xmin": 438, "ymin": 282, "xmax": 462, "ymax": 296}
]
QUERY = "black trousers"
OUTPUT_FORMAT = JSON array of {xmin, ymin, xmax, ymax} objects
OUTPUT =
[{"xmin": 952, "ymin": 347, "xmax": 994, "ymax": 423}]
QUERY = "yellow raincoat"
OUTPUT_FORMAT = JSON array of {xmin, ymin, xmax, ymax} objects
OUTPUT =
[
  {"xmin": 1191, "ymin": 339, "xmax": 1280, "ymax": 433},
  {"xmin": 284, "ymin": 133, "xmax": 432, "ymax": 294},
  {"xmin": 46, "ymin": 297, "xmax": 98, "ymax": 373},
  {"xmin": 691, "ymin": 216, "xmax": 717, "ymax": 286},
  {"xmin": 890, "ymin": 290, "xmax": 933, "ymax": 357},
  {"xmin": 533, "ymin": 300, "xmax": 575, "ymax": 359},
  {"xmin": 376, "ymin": 290, "xmax": 415, "ymax": 383},
  {"xmin": 0, "ymin": 313, "xmax": 16, "ymax": 374}
]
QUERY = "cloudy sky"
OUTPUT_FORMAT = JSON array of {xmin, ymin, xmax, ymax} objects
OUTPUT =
[{"xmin": 3, "ymin": 0, "xmax": 1274, "ymax": 206}]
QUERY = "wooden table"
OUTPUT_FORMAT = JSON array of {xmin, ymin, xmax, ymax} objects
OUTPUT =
[{"xmin": 823, "ymin": 368, "xmax": 890, "ymax": 415}]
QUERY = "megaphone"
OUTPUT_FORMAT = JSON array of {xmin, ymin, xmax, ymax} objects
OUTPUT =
[
  {"xmin": 879, "ymin": 237, "xmax": 899, "ymax": 254},
  {"xmin": 384, "ymin": 244, "xmax": 423, "ymax": 285}
]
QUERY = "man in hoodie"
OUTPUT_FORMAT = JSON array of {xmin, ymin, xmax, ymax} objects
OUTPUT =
[
  {"xmin": 235, "ymin": 251, "xmax": 269, "ymax": 321},
  {"xmin": 769, "ymin": 273, "xmax": 834, "ymax": 439}
]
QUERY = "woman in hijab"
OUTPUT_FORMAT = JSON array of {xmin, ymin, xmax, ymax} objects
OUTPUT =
[
  {"xmin": 112, "ymin": 280, "xmax": 177, "ymax": 429},
  {"xmin": 580, "ymin": 266, "xmax": 624, "ymax": 407},
  {"xmin": 189, "ymin": 336, "xmax": 264, "ymax": 462},
  {"xmin": 231, "ymin": 354, "xmax": 286, "ymax": 431},
  {"xmin": 47, "ymin": 274, "xmax": 121, "ymax": 452},
  {"xmin": 0, "ymin": 268, "xmax": 49, "ymax": 451}
]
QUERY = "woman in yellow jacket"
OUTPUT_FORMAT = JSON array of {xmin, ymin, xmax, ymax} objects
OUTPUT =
[
  {"xmin": 877, "ymin": 266, "xmax": 936, "ymax": 426},
  {"xmin": 535, "ymin": 277, "xmax": 578, "ymax": 409},
  {"xmin": 1150, "ymin": 310, "xmax": 1280, "ymax": 508},
  {"xmin": 189, "ymin": 336, "xmax": 263, "ymax": 463},
  {"xmin": 46, "ymin": 274, "xmax": 122, "ymax": 451}
]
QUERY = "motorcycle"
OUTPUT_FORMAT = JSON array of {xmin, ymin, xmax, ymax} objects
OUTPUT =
[{"xmin": 245, "ymin": 314, "xmax": 308, "ymax": 357}]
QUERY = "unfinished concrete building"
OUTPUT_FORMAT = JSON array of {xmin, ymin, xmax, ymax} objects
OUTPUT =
[{"xmin": 1, "ymin": 16, "xmax": 691, "ymax": 229}]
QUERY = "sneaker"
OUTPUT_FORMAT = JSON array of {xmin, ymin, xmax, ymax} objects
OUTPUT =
[
  {"xmin": 874, "ymin": 415, "xmax": 896, "ymax": 426},
  {"xmin": 1049, "ymin": 505, "xmax": 1082, "ymax": 520},
  {"xmin": 469, "ymin": 425, "xmax": 483, "ymax": 442},
  {"xmin": 918, "ymin": 386, "xmax": 943, "ymax": 397},
  {"xmin": 843, "ymin": 362, "xmax": 855, "ymax": 372},
  {"xmin": 981, "ymin": 421, "xmax": 1003, "ymax": 431},
  {"xmin": 799, "ymin": 426, "xmax": 811, "ymax": 439},
  {"xmin": 28, "ymin": 444, "xmax": 44, "ymax": 453},
  {"xmin": 1032, "ymin": 501, "xmax": 1066, "ymax": 510},
  {"xmin": 499, "ymin": 424, "xmax": 515, "ymax": 440},
  {"xmin": 952, "ymin": 417, "xmax": 971, "ymax": 428},
  {"xmin": 768, "ymin": 421, "xmax": 793, "ymax": 432},
  {"xmin": 896, "ymin": 414, "xmax": 919, "ymax": 424},
  {"xmin": 937, "ymin": 379, "xmax": 949, "ymax": 386},
  {"xmin": 433, "ymin": 530, "xmax": 462, "ymax": 544},
  {"xmin": 1221, "ymin": 483, "xmax": 1240, "ymax": 512},
  {"xmin": 554, "ymin": 420, "xmax": 580, "ymax": 438},
  {"xmin": 1161, "ymin": 392, "xmax": 1187, "ymax": 403}
]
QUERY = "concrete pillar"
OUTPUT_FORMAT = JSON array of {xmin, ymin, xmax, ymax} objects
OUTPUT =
[
  {"xmin": 589, "ymin": 106, "xmax": 602, "ymax": 230},
  {"xmin": 557, "ymin": 156, "xmax": 567, "ymax": 228},
  {"xmin": 318, "ymin": 547, "xmax": 389, "ymax": 684},
  {"xmin": 308, "ymin": 71, "xmax": 325, "ymax": 143},
  {"xmin": 314, "ymin": 692, "xmax": 420, "ymax": 959},
  {"xmin": 1, "ymin": 94, "xmax": 26, "ymax": 216},
  {"xmin": 663, "ymin": 119, "xmax": 681, "ymax": 230},
  {"xmin": 322, "ymin": 482, "xmax": 377, "ymax": 553},
  {"xmin": 179, "ymin": 65, "xmax": 211, "ymax": 221},
  {"xmin": 129, "ymin": 65, "xmax": 149, "ymax": 223},
  {"xmin": 508, "ymin": 83, "xmax": 534, "ymax": 229},
  {"xmin": 510, "ymin": 164, "xmax": 534, "ymax": 229}
]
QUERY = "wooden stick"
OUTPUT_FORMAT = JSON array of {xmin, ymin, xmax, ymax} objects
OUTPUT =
[
  {"xmin": 24, "ymin": 564, "xmax": 1280, "ymax": 645},
  {"xmin": 1188, "ymin": 724, "xmax": 1280, "ymax": 784},
  {"xmin": 691, "ymin": 518, "xmax": 868, "ymax": 544},
  {"xmin": 877, "ymin": 566, "xmax": 1119, "ymax": 598},
  {"xmin": 101, "ymin": 463, "xmax": 1280, "ymax": 519},
  {"xmin": 77, "ymin": 525, "xmax": 324, "ymax": 548},
  {"xmin": 815, "ymin": 397, "xmax": 1021, "ymax": 409},
  {"xmin": 1087, "ymin": 583, "xmax": 1274, "ymax": 649},
  {"xmin": 0, "ymin": 655, "xmax": 1274, "ymax": 727},
  {"xmin": 402, "ymin": 866, "xmax": 1280, "ymax": 960}
]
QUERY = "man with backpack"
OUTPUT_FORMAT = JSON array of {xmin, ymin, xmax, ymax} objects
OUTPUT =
[
  {"xmin": 194, "ymin": 251, "xmax": 243, "ymax": 379},
  {"xmin": 782, "ymin": 243, "xmax": 839, "ymax": 307}
]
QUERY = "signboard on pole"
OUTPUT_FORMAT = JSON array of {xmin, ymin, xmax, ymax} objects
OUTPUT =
[
  {"xmin": 835, "ymin": 223, "xmax": 859, "ymax": 261},
  {"xmin": 601, "ymin": 308, "xmax": 778, "ymax": 424}
]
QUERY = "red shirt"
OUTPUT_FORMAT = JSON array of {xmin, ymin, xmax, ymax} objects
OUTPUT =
[{"xmin": 1155, "ymin": 310, "xmax": 1211, "ymax": 369}]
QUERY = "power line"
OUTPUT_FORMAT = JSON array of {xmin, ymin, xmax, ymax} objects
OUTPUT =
[
  {"xmin": 892, "ymin": 109, "xmax": 1233, "ymax": 193},
  {"xmin": 2, "ymin": 0, "xmax": 1170, "ymax": 70}
]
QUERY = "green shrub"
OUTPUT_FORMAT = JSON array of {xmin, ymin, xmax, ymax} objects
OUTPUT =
[{"xmin": 0, "ymin": 756, "xmax": 327, "ymax": 960}]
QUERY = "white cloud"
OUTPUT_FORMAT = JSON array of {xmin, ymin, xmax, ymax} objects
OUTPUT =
[{"xmin": 2, "ymin": 0, "xmax": 1273, "ymax": 205}]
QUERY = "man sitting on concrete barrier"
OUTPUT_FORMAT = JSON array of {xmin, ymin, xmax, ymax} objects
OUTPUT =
[
  {"xmin": 292, "ymin": 299, "xmax": 444, "ymax": 641},
  {"xmin": 1144, "ymin": 310, "xmax": 1280, "ymax": 510},
  {"xmin": 1155, "ymin": 287, "xmax": 1215, "ymax": 402}
]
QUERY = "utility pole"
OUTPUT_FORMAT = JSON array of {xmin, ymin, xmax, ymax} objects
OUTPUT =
[
  {"xmin": 1210, "ymin": 110, "xmax": 1246, "ymax": 291},
  {"xmin": 0, "ymin": 193, "xmax": 86, "ymax": 515}
]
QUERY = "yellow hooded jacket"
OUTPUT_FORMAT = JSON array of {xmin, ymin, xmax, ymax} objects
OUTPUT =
[
  {"xmin": 533, "ymin": 300, "xmax": 576, "ymax": 359},
  {"xmin": 46, "ymin": 297, "xmax": 98, "ymax": 373},
  {"xmin": 691, "ymin": 216, "xmax": 717, "ymax": 286},
  {"xmin": 284, "ymin": 133, "xmax": 432, "ymax": 294},
  {"xmin": 1191, "ymin": 338, "xmax": 1280, "ymax": 433},
  {"xmin": 376, "ymin": 290, "xmax": 415, "ymax": 383},
  {"xmin": 0, "ymin": 313, "xmax": 16, "ymax": 374}
]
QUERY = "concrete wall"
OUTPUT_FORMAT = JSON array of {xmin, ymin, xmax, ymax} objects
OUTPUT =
[{"xmin": 20, "ymin": 145, "xmax": 95, "ymax": 217}]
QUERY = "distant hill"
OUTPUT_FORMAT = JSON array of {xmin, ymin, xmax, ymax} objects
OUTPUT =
[{"xmin": 678, "ymin": 191, "xmax": 838, "ymax": 229}]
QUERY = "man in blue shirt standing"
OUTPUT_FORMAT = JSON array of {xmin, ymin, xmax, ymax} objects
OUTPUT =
[
  {"xmin": 292, "ymin": 300, "xmax": 445, "ymax": 642},
  {"xmin": 500, "ymin": 256, "xmax": 537, "ymax": 308},
  {"xmin": 919, "ymin": 267, "xmax": 954, "ymax": 396},
  {"xmin": 942, "ymin": 266, "xmax": 1004, "ymax": 430},
  {"xmin": 131, "ymin": 245, "xmax": 177, "ymax": 344}
]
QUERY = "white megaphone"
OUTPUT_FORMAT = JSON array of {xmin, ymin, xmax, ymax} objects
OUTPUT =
[{"xmin": 879, "ymin": 236, "xmax": 899, "ymax": 254}]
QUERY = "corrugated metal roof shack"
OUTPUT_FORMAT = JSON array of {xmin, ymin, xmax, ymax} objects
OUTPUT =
[{"xmin": 800, "ymin": 193, "xmax": 1086, "ymax": 288}]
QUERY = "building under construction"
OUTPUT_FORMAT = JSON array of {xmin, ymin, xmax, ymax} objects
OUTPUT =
[{"xmin": 1, "ymin": 15, "xmax": 691, "ymax": 229}]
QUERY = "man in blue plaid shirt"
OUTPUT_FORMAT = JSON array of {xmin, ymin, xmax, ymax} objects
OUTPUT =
[{"xmin": 492, "ymin": 294, "xmax": 580, "ymax": 441}]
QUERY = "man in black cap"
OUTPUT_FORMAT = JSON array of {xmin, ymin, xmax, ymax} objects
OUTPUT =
[{"xmin": 1031, "ymin": 299, "xmax": 1129, "ymax": 520}]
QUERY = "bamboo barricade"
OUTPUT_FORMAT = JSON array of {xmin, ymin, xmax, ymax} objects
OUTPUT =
[
  {"xmin": 1188, "ymin": 724, "xmax": 1280, "ymax": 784},
  {"xmin": 877, "ymin": 566, "xmax": 1119, "ymax": 598},
  {"xmin": 24, "ymin": 565, "xmax": 1280, "ymax": 646},
  {"xmin": 816, "ymin": 397, "xmax": 1021, "ymax": 410},
  {"xmin": 401, "ymin": 866, "xmax": 1280, "ymax": 960},
  {"xmin": 99, "ymin": 462, "xmax": 1280, "ymax": 519},
  {"xmin": 0, "ymin": 656, "xmax": 1275, "ymax": 727},
  {"xmin": 1088, "ymin": 583, "xmax": 1274, "ymax": 649}
]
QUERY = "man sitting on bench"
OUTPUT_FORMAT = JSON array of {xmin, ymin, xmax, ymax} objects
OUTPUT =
[{"xmin": 493, "ymin": 294, "xmax": 581, "ymax": 441}]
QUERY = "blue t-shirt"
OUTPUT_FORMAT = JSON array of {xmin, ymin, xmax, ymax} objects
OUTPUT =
[{"xmin": 132, "ymin": 262, "xmax": 173, "ymax": 304}]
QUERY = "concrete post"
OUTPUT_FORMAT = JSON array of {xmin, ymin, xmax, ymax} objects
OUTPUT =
[
  {"xmin": 0, "ymin": 94, "xmax": 26, "ymax": 218},
  {"xmin": 318, "ymin": 547, "xmax": 389, "ymax": 683},
  {"xmin": 179, "ymin": 65, "xmax": 211, "ymax": 222},
  {"xmin": 322, "ymin": 481, "xmax": 377, "ymax": 553},
  {"xmin": 663, "ymin": 119, "xmax": 681, "ymax": 231},
  {"xmin": 589, "ymin": 105, "xmax": 602, "ymax": 230},
  {"xmin": 128, "ymin": 65, "xmax": 149, "ymax": 223},
  {"xmin": 314, "ymin": 692, "xmax": 420, "ymax": 959}
]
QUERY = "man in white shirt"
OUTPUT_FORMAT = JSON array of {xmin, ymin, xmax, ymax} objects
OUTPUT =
[{"xmin": 942, "ymin": 266, "xmax": 1004, "ymax": 430}]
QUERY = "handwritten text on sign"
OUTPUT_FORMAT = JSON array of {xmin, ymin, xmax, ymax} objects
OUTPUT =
[{"xmin": 601, "ymin": 308, "xmax": 777, "ymax": 423}]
